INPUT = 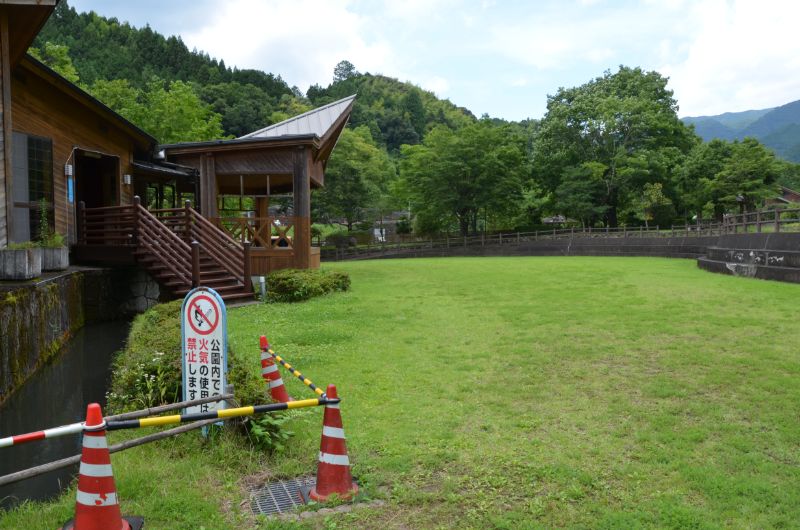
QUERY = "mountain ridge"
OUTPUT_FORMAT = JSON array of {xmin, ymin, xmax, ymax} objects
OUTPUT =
[{"xmin": 683, "ymin": 100, "xmax": 800, "ymax": 162}]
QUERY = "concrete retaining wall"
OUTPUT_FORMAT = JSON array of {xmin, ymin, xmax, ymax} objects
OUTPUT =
[
  {"xmin": 329, "ymin": 232, "xmax": 800, "ymax": 284},
  {"xmin": 0, "ymin": 267, "xmax": 165, "ymax": 403}
]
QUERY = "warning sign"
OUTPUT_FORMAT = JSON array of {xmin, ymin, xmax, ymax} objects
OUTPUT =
[{"xmin": 181, "ymin": 287, "xmax": 228, "ymax": 415}]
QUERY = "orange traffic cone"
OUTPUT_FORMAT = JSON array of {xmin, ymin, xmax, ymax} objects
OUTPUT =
[
  {"xmin": 260, "ymin": 336, "xmax": 290, "ymax": 403},
  {"xmin": 60, "ymin": 403, "xmax": 143, "ymax": 530},
  {"xmin": 309, "ymin": 385, "xmax": 358, "ymax": 502}
]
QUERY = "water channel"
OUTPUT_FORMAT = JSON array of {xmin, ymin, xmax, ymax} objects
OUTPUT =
[{"xmin": 0, "ymin": 320, "xmax": 129, "ymax": 510}]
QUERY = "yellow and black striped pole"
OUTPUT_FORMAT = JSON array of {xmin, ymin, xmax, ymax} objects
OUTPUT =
[
  {"xmin": 268, "ymin": 349, "xmax": 326, "ymax": 398},
  {"xmin": 106, "ymin": 398, "xmax": 336, "ymax": 431}
]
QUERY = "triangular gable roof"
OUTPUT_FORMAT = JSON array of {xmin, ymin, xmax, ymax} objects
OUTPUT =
[{"xmin": 239, "ymin": 94, "xmax": 356, "ymax": 140}]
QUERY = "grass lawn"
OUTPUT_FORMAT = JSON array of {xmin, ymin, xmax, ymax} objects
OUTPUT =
[{"xmin": 3, "ymin": 256, "xmax": 800, "ymax": 528}]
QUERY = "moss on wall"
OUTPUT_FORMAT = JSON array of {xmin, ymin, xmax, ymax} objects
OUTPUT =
[{"xmin": 0, "ymin": 272, "xmax": 85, "ymax": 404}]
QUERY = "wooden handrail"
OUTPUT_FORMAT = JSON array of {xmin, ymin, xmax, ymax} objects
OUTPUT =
[
  {"xmin": 185, "ymin": 206, "xmax": 246, "ymax": 285},
  {"xmin": 135, "ymin": 202, "xmax": 193, "ymax": 285}
]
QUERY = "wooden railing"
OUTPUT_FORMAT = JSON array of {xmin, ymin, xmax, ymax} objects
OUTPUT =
[
  {"xmin": 321, "ymin": 206, "xmax": 800, "ymax": 261},
  {"xmin": 79, "ymin": 197, "xmax": 193, "ymax": 286},
  {"xmin": 78, "ymin": 197, "xmax": 250, "ymax": 288},
  {"xmin": 148, "ymin": 201, "xmax": 250, "ymax": 286},
  {"xmin": 211, "ymin": 216, "xmax": 296, "ymax": 250},
  {"xmin": 721, "ymin": 206, "xmax": 800, "ymax": 233}
]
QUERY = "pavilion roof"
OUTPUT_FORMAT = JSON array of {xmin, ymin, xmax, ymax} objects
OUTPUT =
[{"xmin": 239, "ymin": 94, "xmax": 356, "ymax": 140}]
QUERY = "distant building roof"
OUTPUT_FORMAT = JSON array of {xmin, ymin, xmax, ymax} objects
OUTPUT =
[{"xmin": 239, "ymin": 95, "xmax": 356, "ymax": 140}]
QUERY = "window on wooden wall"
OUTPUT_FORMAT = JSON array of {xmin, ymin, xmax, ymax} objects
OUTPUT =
[{"xmin": 11, "ymin": 133, "xmax": 54, "ymax": 243}]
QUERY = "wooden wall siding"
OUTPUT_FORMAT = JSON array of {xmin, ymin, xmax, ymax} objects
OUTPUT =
[
  {"xmin": 249, "ymin": 253, "xmax": 295, "ymax": 276},
  {"xmin": 0, "ymin": 13, "xmax": 10, "ymax": 247},
  {"xmin": 214, "ymin": 149, "xmax": 293, "ymax": 175},
  {"xmin": 216, "ymin": 173, "xmax": 293, "ymax": 195},
  {"xmin": 11, "ymin": 64, "xmax": 137, "ymax": 240}
]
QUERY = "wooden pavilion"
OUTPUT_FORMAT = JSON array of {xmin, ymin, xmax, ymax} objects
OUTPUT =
[{"xmin": 159, "ymin": 95, "xmax": 355, "ymax": 275}]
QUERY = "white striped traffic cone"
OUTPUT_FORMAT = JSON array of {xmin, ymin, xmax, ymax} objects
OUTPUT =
[
  {"xmin": 260, "ymin": 336, "xmax": 290, "ymax": 402},
  {"xmin": 60, "ymin": 403, "xmax": 143, "ymax": 530},
  {"xmin": 309, "ymin": 385, "xmax": 358, "ymax": 502}
]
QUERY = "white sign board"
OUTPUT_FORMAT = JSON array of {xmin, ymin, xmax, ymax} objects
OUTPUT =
[{"xmin": 181, "ymin": 287, "xmax": 228, "ymax": 414}]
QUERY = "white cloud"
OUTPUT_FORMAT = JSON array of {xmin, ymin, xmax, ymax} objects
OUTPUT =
[
  {"xmin": 182, "ymin": 0, "xmax": 392, "ymax": 91},
  {"xmin": 662, "ymin": 0, "xmax": 800, "ymax": 116},
  {"xmin": 421, "ymin": 76, "xmax": 451, "ymax": 95}
]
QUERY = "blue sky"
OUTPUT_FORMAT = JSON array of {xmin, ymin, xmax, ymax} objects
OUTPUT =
[{"xmin": 69, "ymin": 0, "xmax": 800, "ymax": 121}]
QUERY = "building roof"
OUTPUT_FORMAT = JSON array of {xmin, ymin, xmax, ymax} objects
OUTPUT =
[
  {"xmin": 239, "ymin": 95, "xmax": 356, "ymax": 140},
  {"xmin": 0, "ymin": 1, "xmax": 57, "ymax": 68},
  {"xmin": 21, "ymin": 55, "xmax": 158, "ymax": 150}
]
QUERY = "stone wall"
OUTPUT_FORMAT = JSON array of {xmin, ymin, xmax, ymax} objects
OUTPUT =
[
  {"xmin": 0, "ymin": 272, "xmax": 84, "ymax": 402},
  {"xmin": 0, "ymin": 267, "xmax": 165, "ymax": 403}
]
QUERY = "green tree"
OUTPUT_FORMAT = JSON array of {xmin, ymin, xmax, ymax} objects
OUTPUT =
[
  {"xmin": 711, "ymin": 137, "xmax": 780, "ymax": 214},
  {"xmin": 534, "ymin": 66, "xmax": 695, "ymax": 226},
  {"xmin": 676, "ymin": 139, "xmax": 732, "ymax": 220},
  {"xmin": 333, "ymin": 60, "xmax": 359, "ymax": 83},
  {"xmin": 89, "ymin": 78, "xmax": 225, "ymax": 143},
  {"xmin": 29, "ymin": 42, "xmax": 80, "ymax": 83},
  {"xmin": 313, "ymin": 126, "xmax": 396, "ymax": 230},
  {"xmin": 638, "ymin": 182, "xmax": 674, "ymax": 228},
  {"xmin": 554, "ymin": 163, "xmax": 607, "ymax": 227},
  {"xmin": 400, "ymin": 120, "xmax": 528, "ymax": 236}
]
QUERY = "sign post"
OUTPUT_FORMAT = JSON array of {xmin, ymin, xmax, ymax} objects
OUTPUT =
[{"xmin": 181, "ymin": 287, "xmax": 228, "ymax": 416}]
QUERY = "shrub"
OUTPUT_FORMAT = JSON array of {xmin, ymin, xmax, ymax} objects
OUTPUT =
[
  {"xmin": 106, "ymin": 299, "xmax": 290, "ymax": 451},
  {"xmin": 266, "ymin": 268, "xmax": 350, "ymax": 303}
]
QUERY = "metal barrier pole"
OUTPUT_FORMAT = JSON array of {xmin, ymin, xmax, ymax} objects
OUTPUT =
[
  {"xmin": 107, "ymin": 398, "xmax": 335, "ymax": 431},
  {"xmin": 0, "ymin": 394, "xmax": 234, "ymax": 448}
]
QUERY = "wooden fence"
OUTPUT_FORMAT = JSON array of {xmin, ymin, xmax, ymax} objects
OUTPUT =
[{"xmin": 322, "ymin": 206, "xmax": 800, "ymax": 261}]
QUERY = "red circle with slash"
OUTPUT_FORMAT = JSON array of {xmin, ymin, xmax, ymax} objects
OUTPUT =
[{"xmin": 186, "ymin": 294, "xmax": 219, "ymax": 335}]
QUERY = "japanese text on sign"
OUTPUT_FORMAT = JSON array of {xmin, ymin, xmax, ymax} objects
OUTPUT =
[{"xmin": 181, "ymin": 288, "xmax": 228, "ymax": 415}]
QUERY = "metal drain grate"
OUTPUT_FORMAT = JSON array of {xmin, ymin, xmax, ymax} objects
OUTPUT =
[{"xmin": 250, "ymin": 476, "xmax": 316, "ymax": 516}]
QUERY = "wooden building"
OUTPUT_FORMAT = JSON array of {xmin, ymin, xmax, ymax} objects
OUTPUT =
[
  {"xmin": 0, "ymin": 2, "xmax": 354, "ymax": 300},
  {"xmin": 0, "ymin": 1, "xmax": 160, "ymax": 247},
  {"xmin": 160, "ymin": 95, "xmax": 355, "ymax": 274}
]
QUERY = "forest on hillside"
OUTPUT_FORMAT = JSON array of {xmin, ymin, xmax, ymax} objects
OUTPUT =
[{"xmin": 31, "ymin": 1, "xmax": 800, "ymax": 237}]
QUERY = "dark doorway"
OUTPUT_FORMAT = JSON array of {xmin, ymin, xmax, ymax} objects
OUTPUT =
[{"xmin": 75, "ymin": 151, "xmax": 119, "ymax": 208}]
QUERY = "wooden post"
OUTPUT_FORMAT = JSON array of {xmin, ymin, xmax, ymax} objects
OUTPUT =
[
  {"xmin": 292, "ymin": 148, "xmax": 311, "ymax": 268},
  {"xmin": 77, "ymin": 201, "xmax": 86, "ymax": 244},
  {"xmin": 184, "ymin": 199, "xmax": 193, "ymax": 242},
  {"xmin": 517, "ymin": 232, "xmax": 520, "ymax": 245},
  {"xmin": 570, "ymin": 226, "xmax": 574, "ymax": 238},
  {"xmin": 775, "ymin": 208, "xmax": 780, "ymax": 233},
  {"xmin": 756, "ymin": 209, "xmax": 762, "ymax": 233},
  {"xmin": 243, "ymin": 241, "xmax": 252, "ymax": 284},
  {"xmin": 499, "ymin": 232, "xmax": 503, "ymax": 245},
  {"xmin": 132, "ymin": 195, "xmax": 141, "ymax": 244},
  {"xmin": 191, "ymin": 240, "xmax": 200, "ymax": 288}
]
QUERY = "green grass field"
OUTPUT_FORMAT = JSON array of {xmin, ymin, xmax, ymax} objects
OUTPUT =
[{"xmin": 3, "ymin": 256, "xmax": 799, "ymax": 529}]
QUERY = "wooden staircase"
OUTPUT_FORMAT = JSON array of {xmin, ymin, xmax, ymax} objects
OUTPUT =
[{"xmin": 78, "ymin": 197, "xmax": 254, "ymax": 303}]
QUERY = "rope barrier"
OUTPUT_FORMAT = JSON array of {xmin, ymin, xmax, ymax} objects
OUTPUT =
[
  {"xmin": 106, "ymin": 398, "xmax": 337, "ymax": 431},
  {"xmin": 267, "ymin": 348, "xmax": 326, "ymax": 398}
]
